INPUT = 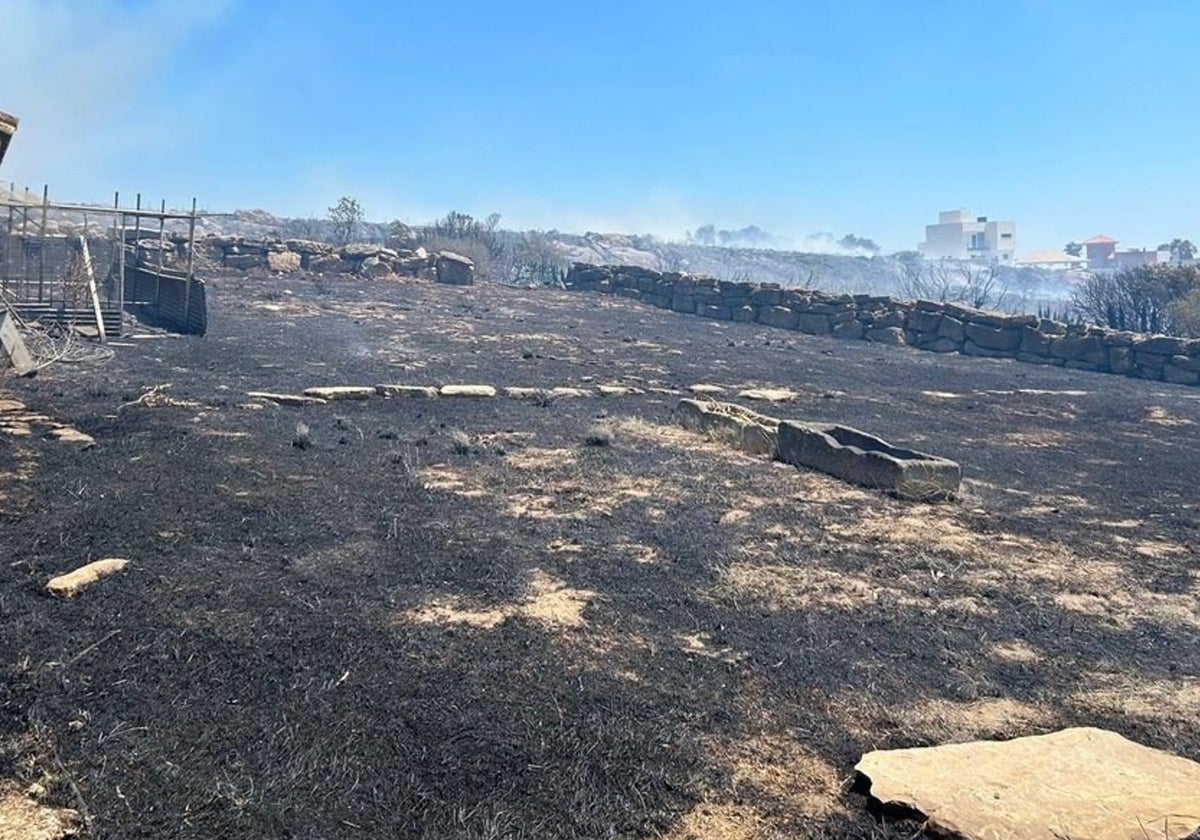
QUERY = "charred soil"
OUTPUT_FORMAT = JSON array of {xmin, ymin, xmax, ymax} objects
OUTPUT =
[{"xmin": 1, "ymin": 272, "xmax": 1198, "ymax": 838}]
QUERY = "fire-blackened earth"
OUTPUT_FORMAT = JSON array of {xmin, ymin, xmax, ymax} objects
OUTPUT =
[{"xmin": 1, "ymin": 271, "xmax": 1197, "ymax": 839}]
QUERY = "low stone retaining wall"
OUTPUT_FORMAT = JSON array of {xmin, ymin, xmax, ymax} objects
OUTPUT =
[{"xmin": 566, "ymin": 263, "xmax": 1200, "ymax": 388}]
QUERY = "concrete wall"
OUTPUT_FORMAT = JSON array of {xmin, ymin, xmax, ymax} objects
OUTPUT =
[{"xmin": 565, "ymin": 262, "xmax": 1200, "ymax": 388}]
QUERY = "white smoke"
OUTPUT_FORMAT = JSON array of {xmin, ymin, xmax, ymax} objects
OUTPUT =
[{"xmin": 0, "ymin": 0, "xmax": 235, "ymax": 195}]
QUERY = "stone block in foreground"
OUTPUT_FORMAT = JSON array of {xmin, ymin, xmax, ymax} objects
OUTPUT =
[
  {"xmin": 675, "ymin": 398, "xmax": 779, "ymax": 456},
  {"xmin": 855, "ymin": 727, "xmax": 1200, "ymax": 840},
  {"xmin": 435, "ymin": 251, "xmax": 475, "ymax": 285},
  {"xmin": 776, "ymin": 420, "xmax": 960, "ymax": 500}
]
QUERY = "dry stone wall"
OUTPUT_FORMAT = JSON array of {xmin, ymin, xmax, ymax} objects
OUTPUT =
[
  {"xmin": 194, "ymin": 236, "xmax": 439, "ymax": 279},
  {"xmin": 566, "ymin": 263, "xmax": 1200, "ymax": 388}
]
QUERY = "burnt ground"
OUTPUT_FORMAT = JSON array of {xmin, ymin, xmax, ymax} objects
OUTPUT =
[{"xmin": 1, "ymin": 271, "xmax": 1198, "ymax": 839}]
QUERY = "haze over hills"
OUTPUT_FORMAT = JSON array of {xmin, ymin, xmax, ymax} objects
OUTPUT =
[{"xmin": 194, "ymin": 207, "xmax": 1078, "ymax": 313}]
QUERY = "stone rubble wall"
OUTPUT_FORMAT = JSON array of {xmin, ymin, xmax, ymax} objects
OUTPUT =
[
  {"xmin": 565, "ymin": 263, "xmax": 1200, "ymax": 388},
  {"xmin": 191, "ymin": 235, "xmax": 443, "ymax": 279}
]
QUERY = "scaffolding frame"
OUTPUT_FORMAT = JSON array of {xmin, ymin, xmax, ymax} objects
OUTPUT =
[{"xmin": 0, "ymin": 186, "xmax": 208, "ymax": 336}]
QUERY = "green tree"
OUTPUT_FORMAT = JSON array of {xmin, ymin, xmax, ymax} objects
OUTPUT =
[
  {"xmin": 1156, "ymin": 238, "xmax": 1197, "ymax": 263},
  {"xmin": 387, "ymin": 220, "xmax": 415, "ymax": 249},
  {"xmin": 1064, "ymin": 241, "xmax": 1082, "ymax": 257},
  {"xmin": 328, "ymin": 196, "xmax": 364, "ymax": 245}
]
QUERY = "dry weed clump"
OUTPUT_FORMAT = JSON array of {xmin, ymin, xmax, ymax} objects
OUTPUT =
[{"xmin": 583, "ymin": 423, "xmax": 614, "ymax": 447}]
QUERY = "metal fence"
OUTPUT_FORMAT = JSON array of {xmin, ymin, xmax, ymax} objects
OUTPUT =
[{"xmin": 0, "ymin": 187, "xmax": 204, "ymax": 336}]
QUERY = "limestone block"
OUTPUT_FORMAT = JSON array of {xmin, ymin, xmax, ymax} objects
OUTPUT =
[
  {"xmin": 796, "ymin": 313, "xmax": 831, "ymax": 335},
  {"xmin": 375, "ymin": 384, "xmax": 438, "ymax": 398},
  {"xmin": 47, "ymin": 558, "xmax": 128, "ymax": 597},
  {"xmin": 865, "ymin": 326, "xmax": 905, "ymax": 346},
  {"xmin": 302, "ymin": 386, "xmax": 376, "ymax": 400},
  {"xmin": 938, "ymin": 316, "xmax": 966, "ymax": 343},
  {"xmin": 440, "ymin": 385, "xmax": 497, "ymax": 398},
  {"xmin": 963, "ymin": 322, "xmax": 1021, "ymax": 352},
  {"xmin": 435, "ymin": 251, "xmax": 475, "ymax": 286},
  {"xmin": 675, "ymin": 398, "xmax": 779, "ymax": 456},
  {"xmin": 757, "ymin": 306, "xmax": 799, "ymax": 330},
  {"xmin": 776, "ymin": 421, "xmax": 960, "ymax": 501},
  {"xmin": 855, "ymin": 728, "xmax": 1200, "ymax": 840}
]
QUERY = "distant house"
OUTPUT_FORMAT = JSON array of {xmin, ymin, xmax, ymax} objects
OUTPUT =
[
  {"xmin": 920, "ymin": 209, "xmax": 1016, "ymax": 262},
  {"xmin": 1082, "ymin": 234, "xmax": 1169, "ymax": 271},
  {"xmin": 1017, "ymin": 249, "xmax": 1087, "ymax": 270}
]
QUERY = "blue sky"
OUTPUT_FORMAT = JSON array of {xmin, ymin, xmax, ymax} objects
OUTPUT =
[{"xmin": 2, "ymin": 0, "xmax": 1197, "ymax": 253}]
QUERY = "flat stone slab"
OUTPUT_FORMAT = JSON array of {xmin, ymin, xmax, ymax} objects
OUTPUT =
[
  {"xmin": 48, "ymin": 426, "xmax": 96, "ymax": 449},
  {"xmin": 856, "ymin": 727, "xmax": 1200, "ymax": 840},
  {"xmin": 777, "ymin": 420, "xmax": 960, "ymax": 500},
  {"xmin": 440, "ymin": 385, "xmax": 497, "ymax": 398},
  {"xmin": 596, "ymin": 385, "xmax": 643, "ymax": 396},
  {"xmin": 737, "ymin": 387, "xmax": 798, "ymax": 402},
  {"xmin": 675, "ymin": 398, "xmax": 779, "ymax": 456},
  {"xmin": 503, "ymin": 387, "xmax": 544, "ymax": 399},
  {"xmin": 302, "ymin": 386, "xmax": 376, "ymax": 401},
  {"xmin": 688, "ymin": 383, "xmax": 727, "ymax": 395},
  {"xmin": 247, "ymin": 391, "xmax": 327, "ymax": 406},
  {"xmin": 375, "ymin": 384, "xmax": 438, "ymax": 398}
]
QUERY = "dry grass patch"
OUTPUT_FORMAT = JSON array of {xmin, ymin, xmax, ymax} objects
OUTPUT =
[
  {"xmin": 0, "ymin": 784, "xmax": 80, "ymax": 840},
  {"xmin": 718, "ymin": 562, "xmax": 925, "ymax": 614},
  {"xmin": 997, "ymin": 429, "xmax": 1071, "ymax": 449},
  {"xmin": 724, "ymin": 733, "xmax": 843, "ymax": 819},
  {"xmin": 989, "ymin": 639, "xmax": 1042, "ymax": 664},
  {"xmin": 1071, "ymin": 675, "xmax": 1200, "ymax": 721},
  {"xmin": 504, "ymin": 447, "xmax": 579, "ymax": 470},
  {"xmin": 608, "ymin": 416, "xmax": 752, "ymax": 459},
  {"xmin": 662, "ymin": 802, "xmax": 765, "ymax": 840},
  {"xmin": 1145, "ymin": 405, "xmax": 1194, "ymax": 427},
  {"xmin": 402, "ymin": 568, "xmax": 595, "ymax": 630},
  {"xmin": 892, "ymin": 696, "xmax": 1052, "ymax": 742},
  {"xmin": 1053, "ymin": 585, "xmax": 1200, "ymax": 632}
]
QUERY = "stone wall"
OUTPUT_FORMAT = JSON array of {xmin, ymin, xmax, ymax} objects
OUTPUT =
[
  {"xmin": 565, "ymin": 263, "xmax": 1200, "ymax": 388},
  {"xmin": 194, "ymin": 236, "xmax": 438, "ymax": 279}
]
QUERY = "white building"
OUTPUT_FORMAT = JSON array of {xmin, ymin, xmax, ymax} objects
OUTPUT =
[{"xmin": 920, "ymin": 209, "xmax": 1016, "ymax": 262}]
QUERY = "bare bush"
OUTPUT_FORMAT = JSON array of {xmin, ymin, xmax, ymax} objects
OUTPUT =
[
  {"xmin": 507, "ymin": 231, "xmax": 568, "ymax": 287},
  {"xmin": 897, "ymin": 260, "xmax": 1009, "ymax": 310},
  {"xmin": 1071, "ymin": 264, "xmax": 1200, "ymax": 336},
  {"xmin": 583, "ymin": 424, "xmax": 614, "ymax": 447},
  {"xmin": 417, "ymin": 211, "xmax": 506, "ymax": 281}
]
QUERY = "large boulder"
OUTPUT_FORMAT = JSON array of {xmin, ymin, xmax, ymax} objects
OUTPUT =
[
  {"xmin": 308, "ymin": 255, "xmax": 355, "ymax": 274},
  {"xmin": 435, "ymin": 251, "xmax": 475, "ymax": 286},
  {"xmin": 360, "ymin": 255, "xmax": 394, "ymax": 279}
]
